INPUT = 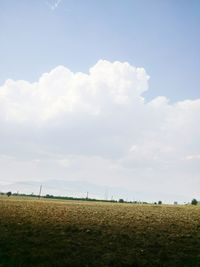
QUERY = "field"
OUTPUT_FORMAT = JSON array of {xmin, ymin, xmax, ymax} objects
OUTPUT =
[{"xmin": 0, "ymin": 197, "xmax": 200, "ymax": 267}]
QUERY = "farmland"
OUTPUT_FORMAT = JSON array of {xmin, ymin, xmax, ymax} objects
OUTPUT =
[{"xmin": 0, "ymin": 197, "xmax": 200, "ymax": 267}]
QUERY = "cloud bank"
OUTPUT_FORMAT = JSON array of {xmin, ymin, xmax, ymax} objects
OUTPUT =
[{"xmin": 0, "ymin": 60, "xmax": 199, "ymax": 202}]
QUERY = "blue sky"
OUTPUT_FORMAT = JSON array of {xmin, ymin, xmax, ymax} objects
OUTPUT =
[{"xmin": 1, "ymin": 0, "xmax": 200, "ymax": 101}]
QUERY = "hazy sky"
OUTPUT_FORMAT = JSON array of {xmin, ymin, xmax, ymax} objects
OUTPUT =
[{"xmin": 0, "ymin": 0, "xmax": 200, "ymax": 202}]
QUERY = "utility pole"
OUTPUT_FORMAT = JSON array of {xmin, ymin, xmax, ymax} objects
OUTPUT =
[
  {"xmin": 104, "ymin": 189, "xmax": 108, "ymax": 201},
  {"xmin": 38, "ymin": 184, "xmax": 42, "ymax": 198},
  {"xmin": 86, "ymin": 191, "xmax": 89, "ymax": 200}
]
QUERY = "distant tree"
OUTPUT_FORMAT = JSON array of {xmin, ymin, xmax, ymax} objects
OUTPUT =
[
  {"xmin": 7, "ymin": 191, "xmax": 12, "ymax": 197},
  {"xmin": 119, "ymin": 198, "xmax": 124, "ymax": 203},
  {"xmin": 158, "ymin": 200, "xmax": 162, "ymax": 205},
  {"xmin": 191, "ymin": 199, "xmax": 198, "ymax": 205},
  {"xmin": 45, "ymin": 194, "xmax": 54, "ymax": 198}
]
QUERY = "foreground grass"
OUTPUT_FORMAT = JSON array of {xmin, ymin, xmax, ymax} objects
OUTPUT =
[{"xmin": 0, "ymin": 198, "xmax": 200, "ymax": 267}]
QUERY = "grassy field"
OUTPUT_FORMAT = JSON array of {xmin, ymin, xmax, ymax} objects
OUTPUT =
[{"xmin": 0, "ymin": 197, "xmax": 200, "ymax": 267}]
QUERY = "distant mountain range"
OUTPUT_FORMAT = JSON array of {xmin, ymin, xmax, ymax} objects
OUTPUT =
[{"xmin": 0, "ymin": 179, "xmax": 189, "ymax": 204}]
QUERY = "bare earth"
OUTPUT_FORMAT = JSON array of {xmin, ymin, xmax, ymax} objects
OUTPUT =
[{"xmin": 0, "ymin": 197, "xmax": 200, "ymax": 267}]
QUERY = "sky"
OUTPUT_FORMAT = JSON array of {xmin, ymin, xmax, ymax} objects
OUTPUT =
[{"xmin": 0, "ymin": 0, "xmax": 200, "ymax": 202}]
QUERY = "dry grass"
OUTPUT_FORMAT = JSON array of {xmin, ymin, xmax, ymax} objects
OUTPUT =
[{"xmin": 0, "ymin": 197, "xmax": 200, "ymax": 267}]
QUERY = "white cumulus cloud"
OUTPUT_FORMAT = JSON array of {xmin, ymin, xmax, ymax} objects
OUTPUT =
[
  {"xmin": 0, "ymin": 60, "xmax": 199, "ymax": 202},
  {"xmin": 0, "ymin": 60, "xmax": 149, "ymax": 122}
]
